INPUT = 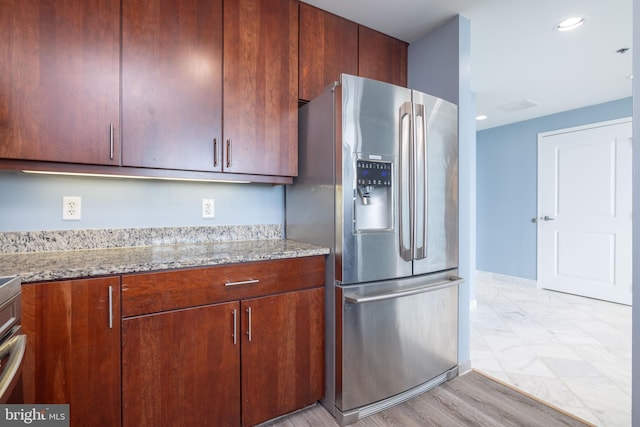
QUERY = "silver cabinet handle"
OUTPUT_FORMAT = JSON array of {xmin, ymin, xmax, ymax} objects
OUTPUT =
[
  {"xmin": 344, "ymin": 277, "xmax": 464, "ymax": 304},
  {"xmin": 226, "ymin": 139, "xmax": 232, "ymax": 168},
  {"xmin": 108, "ymin": 286, "xmax": 113, "ymax": 329},
  {"xmin": 224, "ymin": 279, "xmax": 259, "ymax": 287},
  {"xmin": 109, "ymin": 124, "xmax": 114, "ymax": 160},
  {"xmin": 213, "ymin": 138, "xmax": 218, "ymax": 167},
  {"xmin": 543, "ymin": 216, "xmax": 555, "ymax": 221},
  {"xmin": 232, "ymin": 309, "xmax": 237, "ymax": 345},
  {"xmin": 246, "ymin": 307, "xmax": 252, "ymax": 342}
]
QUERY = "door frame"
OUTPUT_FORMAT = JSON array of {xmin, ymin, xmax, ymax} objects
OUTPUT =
[{"xmin": 536, "ymin": 116, "xmax": 632, "ymax": 290}]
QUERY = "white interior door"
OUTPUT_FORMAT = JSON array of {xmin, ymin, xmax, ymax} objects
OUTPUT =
[{"xmin": 538, "ymin": 119, "xmax": 632, "ymax": 305}]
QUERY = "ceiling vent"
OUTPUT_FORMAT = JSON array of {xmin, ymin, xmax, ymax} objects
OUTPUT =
[{"xmin": 497, "ymin": 99, "xmax": 540, "ymax": 112}]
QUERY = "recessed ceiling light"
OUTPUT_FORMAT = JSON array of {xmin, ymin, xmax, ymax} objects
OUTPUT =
[
  {"xmin": 476, "ymin": 115, "xmax": 488, "ymax": 121},
  {"xmin": 554, "ymin": 17, "xmax": 585, "ymax": 32}
]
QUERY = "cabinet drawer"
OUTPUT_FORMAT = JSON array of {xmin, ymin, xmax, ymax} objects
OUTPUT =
[{"xmin": 122, "ymin": 256, "xmax": 325, "ymax": 317}]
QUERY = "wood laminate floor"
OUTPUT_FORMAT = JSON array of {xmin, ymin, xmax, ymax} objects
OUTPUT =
[{"xmin": 268, "ymin": 370, "xmax": 593, "ymax": 427}]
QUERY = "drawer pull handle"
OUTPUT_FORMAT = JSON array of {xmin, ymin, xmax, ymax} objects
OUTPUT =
[{"xmin": 224, "ymin": 279, "xmax": 259, "ymax": 287}]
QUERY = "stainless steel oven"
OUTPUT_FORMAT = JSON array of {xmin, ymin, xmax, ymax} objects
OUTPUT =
[{"xmin": 0, "ymin": 275, "xmax": 26, "ymax": 403}]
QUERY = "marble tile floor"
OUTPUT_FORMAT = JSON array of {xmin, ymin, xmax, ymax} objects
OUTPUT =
[{"xmin": 471, "ymin": 272, "xmax": 632, "ymax": 426}]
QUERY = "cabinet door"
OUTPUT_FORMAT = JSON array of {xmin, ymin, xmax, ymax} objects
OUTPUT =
[
  {"xmin": 223, "ymin": 0, "xmax": 298, "ymax": 177},
  {"xmin": 299, "ymin": 4, "xmax": 358, "ymax": 102},
  {"xmin": 358, "ymin": 26, "xmax": 408, "ymax": 87},
  {"xmin": 21, "ymin": 277, "xmax": 121, "ymax": 427},
  {"xmin": 0, "ymin": 0, "xmax": 120, "ymax": 165},
  {"xmin": 241, "ymin": 287, "xmax": 324, "ymax": 426},
  {"xmin": 122, "ymin": 0, "xmax": 223, "ymax": 171},
  {"xmin": 122, "ymin": 301, "xmax": 241, "ymax": 427}
]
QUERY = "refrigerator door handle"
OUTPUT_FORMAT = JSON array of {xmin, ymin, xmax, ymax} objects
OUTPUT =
[
  {"xmin": 344, "ymin": 277, "xmax": 464, "ymax": 304},
  {"xmin": 413, "ymin": 103, "xmax": 427, "ymax": 260},
  {"xmin": 399, "ymin": 102, "xmax": 413, "ymax": 262}
]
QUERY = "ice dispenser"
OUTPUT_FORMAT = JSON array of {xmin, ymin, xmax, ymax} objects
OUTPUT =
[{"xmin": 355, "ymin": 159, "xmax": 393, "ymax": 230}]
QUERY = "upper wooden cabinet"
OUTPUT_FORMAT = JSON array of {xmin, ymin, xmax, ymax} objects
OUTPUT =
[
  {"xmin": 298, "ymin": 4, "xmax": 358, "ymax": 102},
  {"xmin": 0, "ymin": 0, "xmax": 120, "ymax": 165},
  {"xmin": 122, "ymin": 0, "xmax": 223, "ymax": 172},
  {"xmin": 223, "ymin": 0, "xmax": 298, "ymax": 177},
  {"xmin": 0, "ymin": 0, "xmax": 407, "ymax": 179},
  {"xmin": 358, "ymin": 26, "xmax": 408, "ymax": 88},
  {"xmin": 298, "ymin": 5, "xmax": 408, "ymax": 101}
]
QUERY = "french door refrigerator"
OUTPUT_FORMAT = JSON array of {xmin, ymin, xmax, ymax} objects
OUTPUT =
[{"xmin": 285, "ymin": 74, "xmax": 461, "ymax": 425}]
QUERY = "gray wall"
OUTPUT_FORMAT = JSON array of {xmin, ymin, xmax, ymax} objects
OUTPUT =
[
  {"xmin": 476, "ymin": 97, "xmax": 632, "ymax": 280},
  {"xmin": 632, "ymin": 0, "xmax": 638, "ymax": 425},
  {"xmin": 408, "ymin": 14, "xmax": 475, "ymax": 370},
  {"xmin": 0, "ymin": 171, "xmax": 284, "ymax": 232}
]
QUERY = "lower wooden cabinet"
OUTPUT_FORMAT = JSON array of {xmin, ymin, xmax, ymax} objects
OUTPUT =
[
  {"xmin": 121, "ymin": 256, "xmax": 326, "ymax": 426},
  {"xmin": 21, "ymin": 277, "xmax": 121, "ymax": 427},
  {"xmin": 122, "ymin": 301, "xmax": 241, "ymax": 426},
  {"xmin": 121, "ymin": 287, "xmax": 324, "ymax": 427},
  {"xmin": 241, "ymin": 287, "xmax": 324, "ymax": 426},
  {"xmin": 21, "ymin": 256, "xmax": 325, "ymax": 427}
]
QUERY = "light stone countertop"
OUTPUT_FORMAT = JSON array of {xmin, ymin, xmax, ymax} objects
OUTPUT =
[
  {"xmin": 0, "ymin": 225, "xmax": 330, "ymax": 283},
  {"xmin": 0, "ymin": 239, "xmax": 329, "ymax": 283}
]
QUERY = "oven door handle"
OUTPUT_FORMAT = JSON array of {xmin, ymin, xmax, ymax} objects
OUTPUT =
[
  {"xmin": 0, "ymin": 334, "xmax": 26, "ymax": 402},
  {"xmin": 344, "ymin": 277, "xmax": 463, "ymax": 304}
]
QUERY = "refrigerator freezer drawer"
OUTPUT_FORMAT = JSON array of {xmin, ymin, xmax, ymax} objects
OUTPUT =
[{"xmin": 337, "ymin": 276, "xmax": 459, "ymax": 412}]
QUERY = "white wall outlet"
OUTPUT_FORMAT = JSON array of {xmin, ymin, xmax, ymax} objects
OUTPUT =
[
  {"xmin": 62, "ymin": 196, "xmax": 82, "ymax": 220},
  {"xmin": 202, "ymin": 199, "xmax": 215, "ymax": 219}
]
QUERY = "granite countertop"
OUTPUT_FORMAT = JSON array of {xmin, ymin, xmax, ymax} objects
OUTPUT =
[{"xmin": 0, "ymin": 238, "xmax": 329, "ymax": 283}]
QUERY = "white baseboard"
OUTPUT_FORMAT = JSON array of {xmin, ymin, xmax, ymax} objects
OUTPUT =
[
  {"xmin": 458, "ymin": 359, "xmax": 472, "ymax": 375},
  {"xmin": 475, "ymin": 270, "xmax": 538, "ymax": 288}
]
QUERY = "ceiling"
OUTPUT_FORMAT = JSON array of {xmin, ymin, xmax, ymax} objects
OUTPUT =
[{"xmin": 301, "ymin": 0, "xmax": 633, "ymax": 130}]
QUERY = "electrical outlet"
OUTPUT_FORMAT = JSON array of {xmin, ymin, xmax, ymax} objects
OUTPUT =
[
  {"xmin": 202, "ymin": 199, "xmax": 215, "ymax": 219},
  {"xmin": 63, "ymin": 196, "xmax": 82, "ymax": 220}
]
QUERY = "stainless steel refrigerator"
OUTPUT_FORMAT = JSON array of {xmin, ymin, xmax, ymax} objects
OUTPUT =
[{"xmin": 285, "ymin": 74, "xmax": 461, "ymax": 425}]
